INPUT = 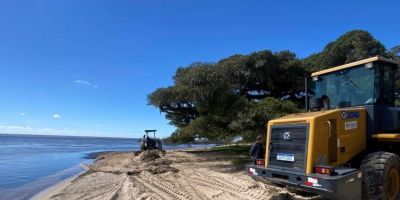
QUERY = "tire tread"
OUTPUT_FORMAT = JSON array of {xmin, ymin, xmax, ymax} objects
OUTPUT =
[{"xmin": 361, "ymin": 151, "xmax": 400, "ymax": 200}]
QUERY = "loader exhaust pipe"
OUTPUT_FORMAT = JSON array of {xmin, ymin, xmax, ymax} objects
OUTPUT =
[{"xmin": 305, "ymin": 77, "xmax": 309, "ymax": 112}]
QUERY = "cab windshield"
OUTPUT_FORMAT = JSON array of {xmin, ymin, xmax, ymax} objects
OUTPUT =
[{"xmin": 309, "ymin": 65, "xmax": 378, "ymax": 108}]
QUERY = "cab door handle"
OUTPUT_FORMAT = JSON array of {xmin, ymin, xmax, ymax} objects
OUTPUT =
[{"xmin": 325, "ymin": 120, "xmax": 332, "ymax": 138}]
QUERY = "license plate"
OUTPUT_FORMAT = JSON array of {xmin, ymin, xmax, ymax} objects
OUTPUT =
[{"xmin": 277, "ymin": 153, "xmax": 294, "ymax": 162}]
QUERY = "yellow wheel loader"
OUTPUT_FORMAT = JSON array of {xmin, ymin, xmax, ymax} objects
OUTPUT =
[{"xmin": 247, "ymin": 57, "xmax": 400, "ymax": 199}]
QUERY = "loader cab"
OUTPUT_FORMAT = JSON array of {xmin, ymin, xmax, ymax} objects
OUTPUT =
[{"xmin": 308, "ymin": 57, "xmax": 399, "ymax": 136}]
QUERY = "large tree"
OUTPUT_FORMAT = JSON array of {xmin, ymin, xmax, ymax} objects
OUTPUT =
[
  {"xmin": 388, "ymin": 45, "xmax": 400, "ymax": 59},
  {"xmin": 149, "ymin": 30, "xmax": 394, "ymax": 143},
  {"xmin": 148, "ymin": 51, "xmax": 305, "ymax": 142},
  {"xmin": 217, "ymin": 50, "xmax": 307, "ymax": 102},
  {"xmin": 303, "ymin": 30, "xmax": 387, "ymax": 72},
  {"xmin": 148, "ymin": 62, "xmax": 248, "ymax": 140}
]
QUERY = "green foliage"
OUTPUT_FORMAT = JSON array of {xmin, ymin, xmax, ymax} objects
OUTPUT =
[
  {"xmin": 163, "ymin": 130, "xmax": 193, "ymax": 144},
  {"xmin": 229, "ymin": 97, "xmax": 300, "ymax": 141},
  {"xmin": 217, "ymin": 50, "xmax": 308, "ymax": 102},
  {"xmin": 149, "ymin": 30, "xmax": 397, "ymax": 143},
  {"xmin": 231, "ymin": 157, "xmax": 251, "ymax": 170},
  {"xmin": 387, "ymin": 45, "xmax": 400, "ymax": 59},
  {"xmin": 149, "ymin": 86, "xmax": 197, "ymax": 127},
  {"xmin": 385, "ymin": 45, "xmax": 400, "ymax": 95},
  {"xmin": 148, "ymin": 50, "xmax": 305, "ymax": 142},
  {"xmin": 303, "ymin": 30, "xmax": 387, "ymax": 72},
  {"xmin": 210, "ymin": 144, "xmax": 251, "ymax": 155},
  {"xmin": 210, "ymin": 145, "xmax": 252, "ymax": 169}
]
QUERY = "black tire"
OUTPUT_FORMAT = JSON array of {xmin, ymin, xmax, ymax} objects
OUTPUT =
[
  {"xmin": 361, "ymin": 151, "xmax": 400, "ymax": 200},
  {"xmin": 140, "ymin": 142, "xmax": 145, "ymax": 151}
]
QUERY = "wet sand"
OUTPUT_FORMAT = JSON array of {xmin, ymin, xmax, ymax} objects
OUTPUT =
[{"xmin": 33, "ymin": 149, "xmax": 322, "ymax": 200}]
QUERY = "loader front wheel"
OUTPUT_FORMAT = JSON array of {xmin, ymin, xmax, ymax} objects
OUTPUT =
[
  {"xmin": 387, "ymin": 168, "xmax": 399, "ymax": 200},
  {"xmin": 361, "ymin": 151, "xmax": 400, "ymax": 200}
]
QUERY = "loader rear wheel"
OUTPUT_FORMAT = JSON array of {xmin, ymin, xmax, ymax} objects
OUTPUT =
[{"xmin": 361, "ymin": 151, "xmax": 400, "ymax": 200}]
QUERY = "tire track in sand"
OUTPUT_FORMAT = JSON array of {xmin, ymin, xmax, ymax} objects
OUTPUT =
[
  {"xmin": 131, "ymin": 166, "xmax": 272, "ymax": 200},
  {"xmin": 137, "ymin": 171, "xmax": 192, "ymax": 200},
  {"xmin": 179, "ymin": 168, "xmax": 269, "ymax": 200},
  {"xmin": 160, "ymin": 172, "xmax": 206, "ymax": 200},
  {"xmin": 194, "ymin": 168, "xmax": 271, "ymax": 199}
]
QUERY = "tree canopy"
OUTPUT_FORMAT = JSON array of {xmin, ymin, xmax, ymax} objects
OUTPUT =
[
  {"xmin": 148, "ymin": 30, "xmax": 399, "ymax": 143},
  {"xmin": 303, "ymin": 30, "xmax": 387, "ymax": 72}
]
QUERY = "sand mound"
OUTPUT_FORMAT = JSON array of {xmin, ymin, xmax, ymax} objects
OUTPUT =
[
  {"xmin": 91, "ymin": 150, "xmax": 178, "ymax": 175},
  {"xmin": 135, "ymin": 150, "xmax": 163, "ymax": 162},
  {"xmin": 132, "ymin": 150, "xmax": 178, "ymax": 174},
  {"xmin": 143, "ymin": 158, "xmax": 178, "ymax": 174}
]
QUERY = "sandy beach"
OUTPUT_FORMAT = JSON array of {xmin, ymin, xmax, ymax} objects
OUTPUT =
[{"xmin": 32, "ymin": 149, "xmax": 321, "ymax": 200}]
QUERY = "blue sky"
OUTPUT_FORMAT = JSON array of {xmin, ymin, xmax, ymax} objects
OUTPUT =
[{"xmin": 0, "ymin": 0, "xmax": 399, "ymax": 138}]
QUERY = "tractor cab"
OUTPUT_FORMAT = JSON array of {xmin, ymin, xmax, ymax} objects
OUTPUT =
[{"xmin": 140, "ymin": 129, "xmax": 163, "ymax": 151}]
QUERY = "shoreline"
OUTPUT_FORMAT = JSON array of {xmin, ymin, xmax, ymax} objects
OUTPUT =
[
  {"xmin": 30, "ymin": 147, "xmax": 214, "ymax": 200},
  {"xmin": 29, "ymin": 148, "xmax": 318, "ymax": 200},
  {"xmin": 0, "ymin": 163, "xmax": 88, "ymax": 200},
  {"xmin": 30, "ymin": 154, "xmax": 99, "ymax": 200},
  {"xmin": 30, "ymin": 162, "xmax": 90, "ymax": 200},
  {"xmin": 31, "ymin": 169, "xmax": 87, "ymax": 200},
  {"xmin": 30, "ymin": 147, "xmax": 234, "ymax": 200}
]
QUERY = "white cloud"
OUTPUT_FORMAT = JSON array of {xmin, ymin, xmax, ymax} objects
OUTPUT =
[
  {"xmin": 73, "ymin": 80, "xmax": 99, "ymax": 89},
  {"xmin": 0, "ymin": 124, "xmax": 132, "ymax": 138},
  {"xmin": 0, "ymin": 125, "xmax": 76, "ymax": 135},
  {"xmin": 73, "ymin": 80, "xmax": 90, "ymax": 85},
  {"xmin": 20, "ymin": 112, "xmax": 27, "ymax": 116},
  {"xmin": 52, "ymin": 114, "xmax": 62, "ymax": 119}
]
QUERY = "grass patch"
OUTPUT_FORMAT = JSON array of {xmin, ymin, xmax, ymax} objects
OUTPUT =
[
  {"xmin": 210, "ymin": 144, "xmax": 251, "ymax": 155},
  {"xmin": 231, "ymin": 157, "xmax": 252, "ymax": 170},
  {"xmin": 209, "ymin": 144, "xmax": 254, "ymax": 170}
]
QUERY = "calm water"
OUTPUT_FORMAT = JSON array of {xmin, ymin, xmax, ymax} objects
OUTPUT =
[{"xmin": 0, "ymin": 134, "xmax": 211, "ymax": 200}]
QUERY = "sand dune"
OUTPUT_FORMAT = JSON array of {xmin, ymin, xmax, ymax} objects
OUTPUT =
[{"xmin": 34, "ymin": 149, "xmax": 321, "ymax": 200}]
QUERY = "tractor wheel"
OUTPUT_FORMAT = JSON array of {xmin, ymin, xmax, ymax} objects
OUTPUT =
[
  {"xmin": 361, "ymin": 151, "xmax": 400, "ymax": 200},
  {"xmin": 140, "ymin": 142, "xmax": 145, "ymax": 151}
]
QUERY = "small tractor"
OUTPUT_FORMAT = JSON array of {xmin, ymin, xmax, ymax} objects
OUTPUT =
[
  {"xmin": 247, "ymin": 57, "xmax": 400, "ymax": 199},
  {"xmin": 140, "ymin": 130, "xmax": 163, "ymax": 151}
]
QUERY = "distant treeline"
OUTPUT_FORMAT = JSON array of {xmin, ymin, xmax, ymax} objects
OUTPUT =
[{"xmin": 149, "ymin": 30, "xmax": 400, "ymax": 144}]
